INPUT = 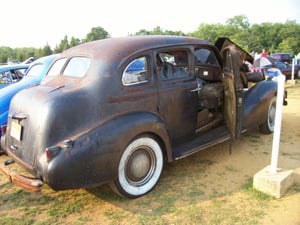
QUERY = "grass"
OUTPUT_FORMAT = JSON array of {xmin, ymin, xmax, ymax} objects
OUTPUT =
[
  {"xmin": 294, "ymin": 184, "xmax": 300, "ymax": 192},
  {"xmin": 243, "ymin": 178, "xmax": 274, "ymax": 200},
  {"xmin": 0, "ymin": 120, "xmax": 299, "ymax": 225},
  {"xmin": 0, "ymin": 166, "xmax": 277, "ymax": 225}
]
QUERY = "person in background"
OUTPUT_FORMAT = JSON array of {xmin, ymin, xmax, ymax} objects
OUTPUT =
[{"xmin": 261, "ymin": 49, "xmax": 268, "ymax": 57}]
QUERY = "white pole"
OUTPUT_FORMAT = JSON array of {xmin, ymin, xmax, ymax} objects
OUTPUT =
[
  {"xmin": 291, "ymin": 58, "xmax": 295, "ymax": 80},
  {"xmin": 269, "ymin": 73, "xmax": 285, "ymax": 174}
]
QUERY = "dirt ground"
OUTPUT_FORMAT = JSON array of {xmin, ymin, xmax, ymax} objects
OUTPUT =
[
  {"xmin": 257, "ymin": 82, "xmax": 300, "ymax": 225},
  {"xmin": 0, "ymin": 82, "xmax": 299, "ymax": 225}
]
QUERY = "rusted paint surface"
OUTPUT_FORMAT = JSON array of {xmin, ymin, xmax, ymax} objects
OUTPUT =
[{"xmin": 0, "ymin": 36, "xmax": 283, "ymax": 197}]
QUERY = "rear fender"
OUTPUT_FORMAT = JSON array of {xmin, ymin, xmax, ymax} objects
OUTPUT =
[
  {"xmin": 44, "ymin": 112, "xmax": 171, "ymax": 190},
  {"xmin": 243, "ymin": 80, "xmax": 277, "ymax": 129}
]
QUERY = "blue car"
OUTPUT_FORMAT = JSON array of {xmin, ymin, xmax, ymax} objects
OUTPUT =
[
  {"xmin": 0, "ymin": 54, "xmax": 58, "ymax": 137},
  {"xmin": 0, "ymin": 64, "xmax": 29, "ymax": 89}
]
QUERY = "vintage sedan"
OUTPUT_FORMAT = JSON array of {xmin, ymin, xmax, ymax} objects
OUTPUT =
[
  {"xmin": 0, "ymin": 54, "xmax": 59, "ymax": 138},
  {"xmin": 0, "ymin": 36, "xmax": 286, "ymax": 198}
]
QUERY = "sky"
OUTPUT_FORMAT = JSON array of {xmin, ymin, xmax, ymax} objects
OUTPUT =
[{"xmin": 1, "ymin": 0, "xmax": 299, "ymax": 49}]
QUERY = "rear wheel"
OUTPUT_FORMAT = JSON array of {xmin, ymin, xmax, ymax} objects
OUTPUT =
[
  {"xmin": 110, "ymin": 136, "xmax": 163, "ymax": 198},
  {"xmin": 259, "ymin": 97, "xmax": 276, "ymax": 134}
]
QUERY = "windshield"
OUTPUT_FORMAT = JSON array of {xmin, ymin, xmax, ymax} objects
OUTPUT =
[{"xmin": 26, "ymin": 64, "xmax": 44, "ymax": 77}]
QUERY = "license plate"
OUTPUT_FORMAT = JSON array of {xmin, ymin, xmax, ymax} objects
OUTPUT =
[{"xmin": 11, "ymin": 120, "xmax": 22, "ymax": 141}]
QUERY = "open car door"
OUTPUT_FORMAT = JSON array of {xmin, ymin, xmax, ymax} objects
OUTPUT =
[{"xmin": 215, "ymin": 38, "xmax": 254, "ymax": 139}]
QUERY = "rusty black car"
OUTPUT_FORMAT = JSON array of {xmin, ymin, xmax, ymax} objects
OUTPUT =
[{"xmin": 0, "ymin": 36, "xmax": 285, "ymax": 198}]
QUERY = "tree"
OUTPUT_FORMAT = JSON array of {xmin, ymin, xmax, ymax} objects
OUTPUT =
[
  {"xmin": 226, "ymin": 15, "xmax": 250, "ymax": 30},
  {"xmin": 54, "ymin": 35, "xmax": 70, "ymax": 53},
  {"xmin": 0, "ymin": 47, "xmax": 14, "ymax": 63},
  {"xmin": 83, "ymin": 27, "xmax": 110, "ymax": 43},
  {"xmin": 190, "ymin": 16, "xmax": 300, "ymax": 55},
  {"xmin": 134, "ymin": 26, "xmax": 186, "ymax": 36},
  {"xmin": 190, "ymin": 23, "xmax": 223, "ymax": 43},
  {"xmin": 14, "ymin": 47, "xmax": 37, "ymax": 62},
  {"xmin": 39, "ymin": 44, "xmax": 53, "ymax": 56},
  {"xmin": 70, "ymin": 37, "xmax": 81, "ymax": 47},
  {"xmin": 134, "ymin": 29, "xmax": 152, "ymax": 35},
  {"xmin": 1, "ymin": 18, "xmax": 300, "ymax": 64},
  {"xmin": 277, "ymin": 37, "xmax": 299, "ymax": 53}
]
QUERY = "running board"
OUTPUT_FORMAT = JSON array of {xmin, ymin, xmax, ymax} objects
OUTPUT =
[{"xmin": 172, "ymin": 126, "xmax": 231, "ymax": 160}]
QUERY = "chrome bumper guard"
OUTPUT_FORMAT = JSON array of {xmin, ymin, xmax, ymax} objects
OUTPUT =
[{"xmin": 0, "ymin": 164, "xmax": 43, "ymax": 192}]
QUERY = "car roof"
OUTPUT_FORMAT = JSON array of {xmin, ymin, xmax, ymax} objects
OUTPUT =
[
  {"xmin": 0, "ymin": 64, "xmax": 29, "ymax": 72},
  {"xmin": 60, "ymin": 35, "xmax": 213, "ymax": 61},
  {"xmin": 27, "ymin": 54, "xmax": 59, "ymax": 69}
]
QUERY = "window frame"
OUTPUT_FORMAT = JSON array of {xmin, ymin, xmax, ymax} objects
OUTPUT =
[
  {"xmin": 121, "ymin": 56, "xmax": 149, "ymax": 86},
  {"xmin": 156, "ymin": 48, "xmax": 191, "ymax": 81}
]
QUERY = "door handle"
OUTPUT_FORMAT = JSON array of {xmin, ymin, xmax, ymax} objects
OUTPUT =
[{"xmin": 190, "ymin": 87, "xmax": 201, "ymax": 92}]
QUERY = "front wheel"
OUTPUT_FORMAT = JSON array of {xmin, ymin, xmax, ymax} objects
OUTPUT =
[
  {"xmin": 110, "ymin": 136, "xmax": 164, "ymax": 198},
  {"xmin": 259, "ymin": 97, "xmax": 276, "ymax": 134}
]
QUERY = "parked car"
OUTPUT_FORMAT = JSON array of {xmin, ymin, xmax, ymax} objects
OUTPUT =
[
  {"xmin": 0, "ymin": 54, "xmax": 59, "ymax": 138},
  {"xmin": 265, "ymin": 60, "xmax": 300, "ymax": 79},
  {"xmin": 0, "ymin": 64, "xmax": 29, "ymax": 89},
  {"xmin": 271, "ymin": 52, "xmax": 294, "ymax": 64},
  {"xmin": 253, "ymin": 56, "xmax": 300, "ymax": 79},
  {"xmin": 0, "ymin": 36, "xmax": 286, "ymax": 198}
]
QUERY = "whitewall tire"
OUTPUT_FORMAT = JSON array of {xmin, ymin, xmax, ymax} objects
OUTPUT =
[{"xmin": 110, "ymin": 136, "xmax": 163, "ymax": 198}]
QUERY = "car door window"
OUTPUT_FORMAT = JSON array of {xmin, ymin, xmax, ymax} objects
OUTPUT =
[
  {"xmin": 223, "ymin": 50, "xmax": 233, "ymax": 73},
  {"xmin": 157, "ymin": 50, "xmax": 189, "ymax": 80},
  {"xmin": 194, "ymin": 48, "xmax": 221, "ymax": 81},
  {"xmin": 194, "ymin": 48, "xmax": 218, "ymax": 65},
  {"xmin": 122, "ymin": 56, "xmax": 148, "ymax": 86}
]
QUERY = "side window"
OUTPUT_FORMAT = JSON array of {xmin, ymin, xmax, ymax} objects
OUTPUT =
[
  {"xmin": 122, "ymin": 56, "xmax": 148, "ymax": 86},
  {"xmin": 223, "ymin": 50, "xmax": 233, "ymax": 73},
  {"xmin": 26, "ymin": 64, "xmax": 44, "ymax": 77},
  {"xmin": 194, "ymin": 48, "xmax": 222, "ymax": 81},
  {"xmin": 157, "ymin": 50, "xmax": 189, "ymax": 80},
  {"xmin": 47, "ymin": 58, "xmax": 68, "ymax": 77},
  {"xmin": 63, "ymin": 57, "xmax": 91, "ymax": 78},
  {"xmin": 194, "ymin": 48, "xmax": 218, "ymax": 66}
]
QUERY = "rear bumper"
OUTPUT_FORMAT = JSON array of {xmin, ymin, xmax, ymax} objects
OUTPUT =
[{"xmin": 0, "ymin": 163, "xmax": 43, "ymax": 192}]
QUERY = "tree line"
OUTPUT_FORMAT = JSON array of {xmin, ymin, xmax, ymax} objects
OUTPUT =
[{"xmin": 1, "ymin": 15, "xmax": 299, "ymax": 64}]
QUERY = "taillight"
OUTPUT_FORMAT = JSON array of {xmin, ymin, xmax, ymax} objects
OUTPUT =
[
  {"xmin": 45, "ymin": 140, "xmax": 73, "ymax": 161},
  {"xmin": 45, "ymin": 146, "xmax": 62, "ymax": 161}
]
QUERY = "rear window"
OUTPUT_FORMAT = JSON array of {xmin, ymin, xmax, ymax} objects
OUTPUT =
[
  {"xmin": 47, "ymin": 58, "xmax": 68, "ymax": 77},
  {"xmin": 63, "ymin": 57, "xmax": 91, "ymax": 78}
]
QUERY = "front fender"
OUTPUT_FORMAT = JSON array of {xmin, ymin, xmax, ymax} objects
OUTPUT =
[
  {"xmin": 43, "ymin": 112, "xmax": 171, "ymax": 190},
  {"xmin": 243, "ymin": 80, "xmax": 277, "ymax": 129}
]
